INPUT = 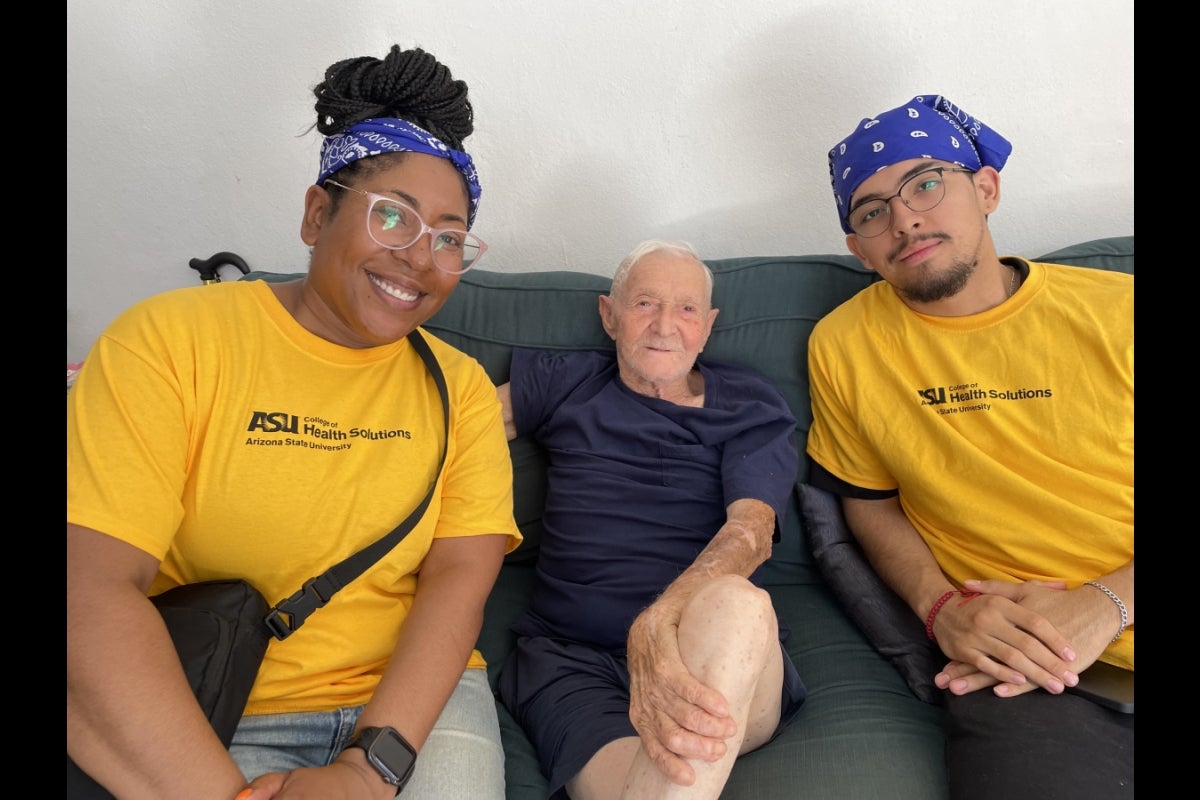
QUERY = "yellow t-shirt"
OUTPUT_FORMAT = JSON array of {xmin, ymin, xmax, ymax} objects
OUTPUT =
[
  {"xmin": 807, "ymin": 259, "xmax": 1133, "ymax": 668},
  {"xmin": 67, "ymin": 280, "xmax": 522, "ymax": 713}
]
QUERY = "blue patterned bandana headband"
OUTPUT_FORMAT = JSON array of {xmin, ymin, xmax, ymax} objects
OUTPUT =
[
  {"xmin": 828, "ymin": 95, "xmax": 1012, "ymax": 234},
  {"xmin": 316, "ymin": 117, "xmax": 482, "ymax": 229}
]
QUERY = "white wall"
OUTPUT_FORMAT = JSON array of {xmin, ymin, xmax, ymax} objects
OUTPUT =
[{"xmin": 66, "ymin": 0, "xmax": 1134, "ymax": 363}]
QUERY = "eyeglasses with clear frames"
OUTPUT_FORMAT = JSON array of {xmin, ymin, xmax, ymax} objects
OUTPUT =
[
  {"xmin": 844, "ymin": 167, "xmax": 975, "ymax": 238},
  {"xmin": 324, "ymin": 179, "xmax": 487, "ymax": 273}
]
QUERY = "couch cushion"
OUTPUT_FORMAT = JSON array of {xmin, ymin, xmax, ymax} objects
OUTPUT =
[
  {"xmin": 1037, "ymin": 235, "xmax": 1134, "ymax": 273},
  {"xmin": 423, "ymin": 268, "xmax": 614, "ymax": 384},
  {"xmin": 798, "ymin": 482, "xmax": 941, "ymax": 704}
]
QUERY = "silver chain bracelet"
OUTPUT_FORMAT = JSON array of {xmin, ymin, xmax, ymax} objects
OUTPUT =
[{"xmin": 1084, "ymin": 580, "xmax": 1128, "ymax": 643}]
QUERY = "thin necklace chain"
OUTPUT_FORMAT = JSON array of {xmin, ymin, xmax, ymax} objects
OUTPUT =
[{"xmin": 1007, "ymin": 265, "xmax": 1018, "ymax": 298}]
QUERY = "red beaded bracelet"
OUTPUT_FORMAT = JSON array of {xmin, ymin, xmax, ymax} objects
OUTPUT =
[{"xmin": 924, "ymin": 590, "xmax": 981, "ymax": 643}]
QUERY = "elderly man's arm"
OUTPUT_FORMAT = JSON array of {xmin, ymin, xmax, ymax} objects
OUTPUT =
[
  {"xmin": 496, "ymin": 382, "xmax": 517, "ymax": 441},
  {"xmin": 625, "ymin": 497, "xmax": 776, "ymax": 783}
]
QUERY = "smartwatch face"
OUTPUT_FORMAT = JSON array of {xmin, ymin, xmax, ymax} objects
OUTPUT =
[{"xmin": 371, "ymin": 728, "xmax": 417, "ymax": 784}]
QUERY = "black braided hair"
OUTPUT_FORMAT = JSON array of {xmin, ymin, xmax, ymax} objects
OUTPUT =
[{"xmin": 313, "ymin": 44, "xmax": 473, "ymax": 150}]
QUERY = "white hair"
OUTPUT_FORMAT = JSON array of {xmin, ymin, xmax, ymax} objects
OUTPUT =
[{"xmin": 609, "ymin": 239, "xmax": 714, "ymax": 301}]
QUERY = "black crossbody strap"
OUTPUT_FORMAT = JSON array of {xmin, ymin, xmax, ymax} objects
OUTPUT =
[{"xmin": 264, "ymin": 329, "xmax": 449, "ymax": 640}]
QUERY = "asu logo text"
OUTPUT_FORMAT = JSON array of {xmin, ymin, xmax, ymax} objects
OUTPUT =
[
  {"xmin": 247, "ymin": 411, "xmax": 300, "ymax": 433},
  {"xmin": 917, "ymin": 387, "xmax": 946, "ymax": 406}
]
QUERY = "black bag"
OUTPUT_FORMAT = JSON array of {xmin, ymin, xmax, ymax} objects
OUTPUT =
[
  {"xmin": 67, "ymin": 330, "xmax": 449, "ymax": 798},
  {"xmin": 151, "ymin": 580, "xmax": 273, "ymax": 744},
  {"xmin": 67, "ymin": 580, "xmax": 272, "ymax": 798}
]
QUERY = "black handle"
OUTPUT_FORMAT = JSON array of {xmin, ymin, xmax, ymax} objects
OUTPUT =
[{"xmin": 189, "ymin": 251, "xmax": 251, "ymax": 284}]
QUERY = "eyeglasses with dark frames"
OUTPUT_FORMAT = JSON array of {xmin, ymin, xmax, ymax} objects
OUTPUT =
[{"xmin": 844, "ymin": 167, "xmax": 975, "ymax": 238}]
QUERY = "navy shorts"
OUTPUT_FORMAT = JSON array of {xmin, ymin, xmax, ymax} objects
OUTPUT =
[{"xmin": 497, "ymin": 635, "xmax": 806, "ymax": 799}]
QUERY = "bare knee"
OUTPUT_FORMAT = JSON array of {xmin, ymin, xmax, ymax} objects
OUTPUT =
[
  {"xmin": 675, "ymin": 577, "xmax": 785, "ymax": 761},
  {"xmin": 678, "ymin": 577, "xmax": 777, "ymax": 676},
  {"xmin": 682, "ymin": 575, "xmax": 774, "ymax": 635}
]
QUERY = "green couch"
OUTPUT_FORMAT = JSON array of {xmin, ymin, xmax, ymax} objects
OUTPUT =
[{"xmin": 251, "ymin": 234, "xmax": 1134, "ymax": 799}]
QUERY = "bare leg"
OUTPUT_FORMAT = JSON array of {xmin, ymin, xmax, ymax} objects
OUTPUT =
[
  {"xmin": 568, "ymin": 576, "xmax": 783, "ymax": 800},
  {"xmin": 567, "ymin": 737, "xmax": 642, "ymax": 800}
]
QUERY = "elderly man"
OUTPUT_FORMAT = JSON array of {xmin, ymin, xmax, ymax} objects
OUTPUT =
[
  {"xmin": 496, "ymin": 240, "xmax": 806, "ymax": 800},
  {"xmin": 808, "ymin": 95, "xmax": 1133, "ymax": 798}
]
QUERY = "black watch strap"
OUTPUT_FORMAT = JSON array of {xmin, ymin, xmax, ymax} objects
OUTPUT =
[{"xmin": 348, "ymin": 725, "xmax": 417, "ymax": 795}]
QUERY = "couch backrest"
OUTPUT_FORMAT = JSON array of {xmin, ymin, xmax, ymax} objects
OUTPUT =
[{"xmin": 247, "ymin": 235, "xmax": 1134, "ymax": 578}]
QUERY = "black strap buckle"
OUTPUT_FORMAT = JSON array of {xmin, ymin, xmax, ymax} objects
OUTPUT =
[{"xmin": 263, "ymin": 575, "xmax": 340, "ymax": 640}]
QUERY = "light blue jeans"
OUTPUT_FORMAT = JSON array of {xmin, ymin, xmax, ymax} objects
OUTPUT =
[{"xmin": 230, "ymin": 668, "xmax": 504, "ymax": 798}]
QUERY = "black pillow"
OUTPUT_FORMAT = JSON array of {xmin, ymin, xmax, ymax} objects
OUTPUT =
[{"xmin": 796, "ymin": 482, "xmax": 943, "ymax": 704}]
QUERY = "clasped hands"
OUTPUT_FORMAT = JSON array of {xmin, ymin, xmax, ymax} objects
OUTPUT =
[{"xmin": 932, "ymin": 578, "xmax": 1113, "ymax": 698}]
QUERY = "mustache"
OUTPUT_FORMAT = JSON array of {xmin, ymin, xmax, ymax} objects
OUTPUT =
[{"xmin": 890, "ymin": 233, "xmax": 949, "ymax": 261}]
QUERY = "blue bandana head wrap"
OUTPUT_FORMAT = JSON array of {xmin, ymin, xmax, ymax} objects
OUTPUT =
[
  {"xmin": 316, "ymin": 117, "xmax": 482, "ymax": 229},
  {"xmin": 828, "ymin": 95, "xmax": 1012, "ymax": 233}
]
